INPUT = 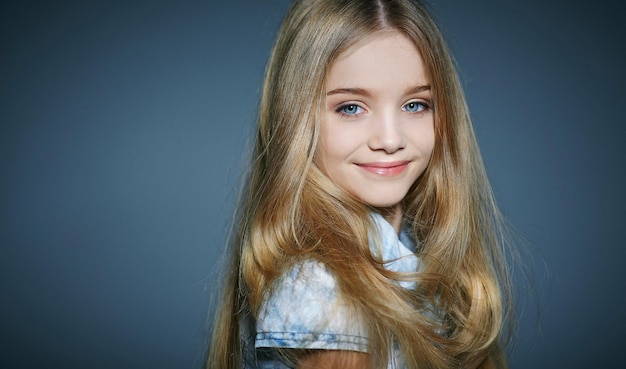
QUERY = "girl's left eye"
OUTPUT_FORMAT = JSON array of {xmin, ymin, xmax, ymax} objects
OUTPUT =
[{"xmin": 402, "ymin": 101, "xmax": 429, "ymax": 113}]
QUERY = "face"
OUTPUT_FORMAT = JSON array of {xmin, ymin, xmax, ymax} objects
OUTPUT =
[{"xmin": 317, "ymin": 31, "xmax": 435, "ymax": 210}]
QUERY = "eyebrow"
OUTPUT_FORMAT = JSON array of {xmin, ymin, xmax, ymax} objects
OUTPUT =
[
  {"xmin": 404, "ymin": 85, "xmax": 431, "ymax": 95},
  {"xmin": 326, "ymin": 87, "xmax": 372, "ymax": 97},
  {"xmin": 326, "ymin": 85, "xmax": 431, "ymax": 97}
]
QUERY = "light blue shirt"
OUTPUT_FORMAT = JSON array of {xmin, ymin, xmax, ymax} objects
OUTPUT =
[{"xmin": 245, "ymin": 213, "xmax": 419, "ymax": 368}]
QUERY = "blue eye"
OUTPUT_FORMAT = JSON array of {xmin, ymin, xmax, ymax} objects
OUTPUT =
[
  {"xmin": 402, "ymin": 101, "xmax": 429, "ymax": 113},
  {"xmin": 338, "ymin": 104, "xmax": 364, "ymax": 116}
]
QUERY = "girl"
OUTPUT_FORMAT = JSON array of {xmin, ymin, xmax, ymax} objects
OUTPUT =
[{"xmin": 208, "ymin": 0, "xmax": 514, "ymax": 368}]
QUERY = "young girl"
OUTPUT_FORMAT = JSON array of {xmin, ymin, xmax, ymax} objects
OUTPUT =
[{"xmin": 208, "ymin": 0, "xmax": 514, "ymax": 368}]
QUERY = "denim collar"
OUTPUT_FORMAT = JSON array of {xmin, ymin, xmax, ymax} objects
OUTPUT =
[{"xmin": 369, "ymin": 212, "xmax": 420, "ymax": 289}]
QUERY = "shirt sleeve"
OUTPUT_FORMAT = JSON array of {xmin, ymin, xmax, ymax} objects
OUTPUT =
[{"xmin": 255, "ymin": 260, "xmax": 368, "ymax": 352}]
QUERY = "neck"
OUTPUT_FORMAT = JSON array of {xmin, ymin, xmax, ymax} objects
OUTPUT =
[{"xmin": 376, "ymin": 205, "xmax": 403, "ymax": 234}]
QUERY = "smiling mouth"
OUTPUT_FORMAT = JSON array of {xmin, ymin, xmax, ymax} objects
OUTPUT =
[{"xmin": 356, "ymin": 161, "xmax": 410, "ymax": 176}]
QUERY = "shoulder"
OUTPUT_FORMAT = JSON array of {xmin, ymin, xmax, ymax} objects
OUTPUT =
[
  {"xmin": 257, "ymin": 260, "xmax": 340, "ymax": 332},
  {"xmin": 255, "ymin": 260, "xmax": 368, "ymax": 352},
  {"xmin": 267, "ymin": 260, "xmax": 338, "ymax": 302}
]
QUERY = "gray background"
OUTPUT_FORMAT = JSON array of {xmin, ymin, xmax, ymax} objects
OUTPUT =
[{"xmin": 1, "ymin": 1, "xmax": 624, "ymax": 368}]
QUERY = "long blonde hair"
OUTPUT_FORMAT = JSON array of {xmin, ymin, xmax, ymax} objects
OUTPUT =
[{"xmin": 207, "ymin": 0, "xmax": 514, "ymax": 368}]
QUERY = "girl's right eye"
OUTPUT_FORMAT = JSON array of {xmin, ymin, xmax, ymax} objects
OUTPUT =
[{"xmin": 336, "ymin": 104, "xmax": 364, "ymax": 117}]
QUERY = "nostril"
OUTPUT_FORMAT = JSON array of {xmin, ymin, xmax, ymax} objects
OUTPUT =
[{"xmin": 368, "ymin": 125, "xmax": 407, "ymax": 153}]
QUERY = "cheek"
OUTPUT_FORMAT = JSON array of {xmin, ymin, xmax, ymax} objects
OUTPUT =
[
  {"xmin": 314, "ymin": 125, "xmax": 336, "ymax": 174},
  {"xmin": 315, "ymin": 139, "xmax": 342, "ymax": 179},
  {"xmin": 408, "ymin": 122, "xmax": 436, "ymax": 154},
  {"xmin": 424, "ymin": 131, "xmax": 436, "ymax": 156},
  {"xmin": 317, "ymin": 122, "xmax": 342, "ymax": 164},
  {"xmin": 315, "ymin": 124, "xmax": 360, "ymax": 183}
]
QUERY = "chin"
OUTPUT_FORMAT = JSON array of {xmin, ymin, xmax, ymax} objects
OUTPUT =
[{"xmin": 362, "ymin": 198, "xmax": 404, "ymax": 209}]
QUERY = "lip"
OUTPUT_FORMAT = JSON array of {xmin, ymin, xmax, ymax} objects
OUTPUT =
[{"xmin": 355, "ymin": 161, "xmax": 410, "ymax": 176}]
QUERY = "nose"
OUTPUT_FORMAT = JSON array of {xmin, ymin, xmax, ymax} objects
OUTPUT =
[{"xmin": 367, "ymin": 113, "xmax": 406, "ymax": 153}]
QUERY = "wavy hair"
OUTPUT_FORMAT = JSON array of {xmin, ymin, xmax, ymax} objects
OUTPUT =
[{"xmin": 207, "ymin": 0, "xmax": 514, "ymax": 368}]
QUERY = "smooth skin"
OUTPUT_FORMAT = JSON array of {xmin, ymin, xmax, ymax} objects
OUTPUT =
[{"xmin": 317, "ymin": 30, "xmax": 435, "ymax": 233}]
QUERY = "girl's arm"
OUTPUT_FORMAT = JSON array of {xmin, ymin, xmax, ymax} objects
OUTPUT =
[{"xmin": 297, "ymin": 350, "xmax": 371, "ymax": 369}]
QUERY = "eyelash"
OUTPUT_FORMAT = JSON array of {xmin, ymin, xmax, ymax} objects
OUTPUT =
[
  {"xmin": 335, "ymin": 100, "xmax": 432, "ymax": 118},
  {"xmin": 336, "ymin": 104, "xmax": 365, "ymax": 117},
  {"xmin": 402, "ymin": 100, "xmax": 432, "ymax": 113}
]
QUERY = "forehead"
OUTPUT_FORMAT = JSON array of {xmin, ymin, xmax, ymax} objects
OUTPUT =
[
  {"xmin": 326, "ymin": 30, "xmax": 429, "ymax": 88},
  {"xmin": 337, "ymin": 30, "xmax": 417, "ymax": 58}
]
